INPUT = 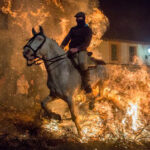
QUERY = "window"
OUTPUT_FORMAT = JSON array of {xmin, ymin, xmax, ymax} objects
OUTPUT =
[
  {"xmin": 111, "ymin": 44, "xmax": 118, "ymax": 61},
  {"xmin": 129, "ymin": 46, "xmax": 136, "ymax": 62}
]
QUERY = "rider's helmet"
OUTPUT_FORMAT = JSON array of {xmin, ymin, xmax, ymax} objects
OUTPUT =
[{"xmin": 74, "ymin": 12, "xmax": 86, "ymax": 19}]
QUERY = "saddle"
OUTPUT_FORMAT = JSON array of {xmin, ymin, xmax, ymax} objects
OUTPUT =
[{"xmin": 68, "ymin": 51, "xmax": 106, "ymax": 69}]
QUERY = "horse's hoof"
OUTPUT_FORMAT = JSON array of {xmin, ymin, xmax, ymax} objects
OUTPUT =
[
  {"xmin": 46, "ymin": 112, "xmax": 62, "ymax": 121},
  {"xmin": 51, "ymin": 113, "xmax": 62, "ymax": 121}
]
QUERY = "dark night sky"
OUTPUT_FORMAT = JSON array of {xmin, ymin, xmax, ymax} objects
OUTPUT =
[{"xmin": 99, "ymin": 0, "xmax": 150, "ymax": 42}]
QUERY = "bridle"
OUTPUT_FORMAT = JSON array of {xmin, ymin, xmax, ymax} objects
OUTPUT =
[
  {"xmin": 24, "ymin": 33, "xmax": 46, "ymax": 58},
  {"xmin": 24, "ymin": 33, "xmax": 67, "ymax": 66}
]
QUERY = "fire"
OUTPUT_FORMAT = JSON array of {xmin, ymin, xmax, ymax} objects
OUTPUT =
[
  {"xmin": 1, "ymin": 0, "xmax": 17, "ymax": 17},
  {"xmin": 122, "ymin": 100, "xmax": 140, "ymax": 132},
  {"xmin": 42, "ymin": 119, "xmax": 59, "ymax": 132},
  {"xmin": 58, "ymin": 18, "xmax": 69, "ymax": 44},
  {"xmin": 45, "ymin": 0, "xmax": 64, "ymax": 11},
  {"xmin": 127, "ymin": 101, "xmax": 139, "ymax": 131},
  {"xmin": 1, "ymin": 0, "xmax": 50, "ymax": 35},
  {"xmin": 87, "ymin": 8, "xmax": 109, "ymax": 51}
]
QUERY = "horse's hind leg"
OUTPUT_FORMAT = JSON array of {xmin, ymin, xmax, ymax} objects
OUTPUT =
[
  {"xmin": 67, "ymin": 97, "xmax": 82, "ymax": 137},
  {"xmin": 41, "ymin": 95, "xmax": 61, "ymax": 121},
  {"xmin": 89, "ymin": 81, "xmax": 104, "ymax": 110}
]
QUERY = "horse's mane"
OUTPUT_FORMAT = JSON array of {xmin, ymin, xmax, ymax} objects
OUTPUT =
[
  {"xmin": 50, "ymin": 38, "xmax": 60, "ymax": 47},
  {"xmin": 47, "ymin": 37, "xmax": 65, "ymax": 55}
]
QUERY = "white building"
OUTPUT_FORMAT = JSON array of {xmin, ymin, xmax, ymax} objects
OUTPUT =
[{"xmin": 98, "ymin": 38, "xmax": 150, "ymax": 65}]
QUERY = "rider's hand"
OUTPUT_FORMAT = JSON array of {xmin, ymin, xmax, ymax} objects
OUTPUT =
[{"xmin": 70, "ymin": 48, "xmax": 78, "ymax": 53}]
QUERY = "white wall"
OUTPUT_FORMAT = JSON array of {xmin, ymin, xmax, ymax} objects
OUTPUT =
[
  {"xmin": 98, "ymin": 40, "xmax": 150, "ymax": 65},
  {"xmin": 120, "ymin": 43, "xmax": 129, "ymax": 64},
  {"xmin": 137, "ymin": 44, "xmax": 150, "ymax": 65}
]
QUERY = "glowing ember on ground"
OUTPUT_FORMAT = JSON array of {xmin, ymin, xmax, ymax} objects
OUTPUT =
[
  {"xmin": 42, "ymin": 119, "xmax": 60, "ymax": 134},
  {"xmin": 127, "ymin": 101, "xmax": 139, "ymax": 131}
]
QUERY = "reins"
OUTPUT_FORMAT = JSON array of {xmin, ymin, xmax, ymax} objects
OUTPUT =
[
  {"xmin": 31, "ymin": 52, "xmax": 68, "ymax": 66},
  {"xmin": 42, "ymin": 52, "xmax": 67, "ymax": 62}
]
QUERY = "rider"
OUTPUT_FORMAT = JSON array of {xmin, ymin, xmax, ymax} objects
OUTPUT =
[{"xmin": 60, "ymin": 12, "xmax": 92, "ymax": 93}]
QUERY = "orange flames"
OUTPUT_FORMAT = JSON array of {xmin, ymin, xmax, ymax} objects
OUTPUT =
[
  {"xmin": 46, "ymin": 0, "xmax": 64, "ymax": 11},
  {"xmin": 1, "ymin": 0, "xmax": 50, "ymax": 35},
  {"xmin": 87, "ymin": 8, "xmax": 109, "ymax": 51},
  {"xmin": 2, "ymin": 0, "xmax": 17, "ymax": 17}
]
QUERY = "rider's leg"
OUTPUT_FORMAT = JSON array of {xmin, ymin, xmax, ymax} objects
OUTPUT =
[
  {"xmin": 82, "ymin": 70, "xmax": 92, "ymax": 93},
  {"xmin": 78, "ymin": 51, "xmax": 88, "ymax": 70},
  {"xmin": 78, "ymin": 51, "xmax": 92, "ymax": 93}
]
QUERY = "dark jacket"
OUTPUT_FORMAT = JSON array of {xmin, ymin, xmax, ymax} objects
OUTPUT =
[{"xmin": 61, "ymin": 24, "xmax": 92, "ymax": 51}]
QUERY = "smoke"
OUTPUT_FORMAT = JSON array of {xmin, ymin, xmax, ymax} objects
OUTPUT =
[{"xmin": 0, "ymin": 0, "xmax": 109, "ymax": 111}]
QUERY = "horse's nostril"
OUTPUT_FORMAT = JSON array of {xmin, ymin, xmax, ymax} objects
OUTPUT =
[
  {"xmin": 23, "ymin": 51, "xmax": 29, "ymax": 58},
  {"xmin": 27, "ymin": 49, "xmax": 30, "ymax": 54},
  {"xmin": 23, "ymin": 52, "xmax": 27, "ymax": 58},
  {"xmin": 24, "ymin": 49, "xmax": 30, "ymax": 56}
]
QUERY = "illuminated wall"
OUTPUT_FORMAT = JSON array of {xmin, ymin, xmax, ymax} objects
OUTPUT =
[{"xmin": 98, "ymin": 40, "xmax": 150, "ymax": 65}]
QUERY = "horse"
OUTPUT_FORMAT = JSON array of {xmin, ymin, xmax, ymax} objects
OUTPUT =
[{"xmin": 23, "ymin": 26, "xmax": 108, "ymax": 137}]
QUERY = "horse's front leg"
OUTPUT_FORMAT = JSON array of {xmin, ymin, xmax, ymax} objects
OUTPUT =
[
  {"xmin": 41, "ymin": 95, "xmax": 54, "ymax": 112},
  {"xmin": 41, "ymin": 95, "xmax": 61, "ymax": 121},
  {"xmin": 67, "ymin": 97, "xmax": 82, "ymax": 137}
]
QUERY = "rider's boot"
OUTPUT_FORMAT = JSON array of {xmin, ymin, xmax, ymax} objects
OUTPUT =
[{"xmin": 82, "ymin": 70, "xmax": 92, "ymax": 93}]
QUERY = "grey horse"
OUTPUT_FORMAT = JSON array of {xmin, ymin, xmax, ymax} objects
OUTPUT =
[{"xmin": 23, "ymin": 26, "xmax": 108, "ymax": 137}]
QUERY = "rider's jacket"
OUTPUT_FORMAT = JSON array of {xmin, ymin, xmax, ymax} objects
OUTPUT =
[{"xmin": 61, "ymin": 24, "xmax": 92, "ymax": 51}]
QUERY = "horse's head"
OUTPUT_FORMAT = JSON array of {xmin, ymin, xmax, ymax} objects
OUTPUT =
[{"xmin": 23, "ymin": 26, "xmax": 47, "ymax": 66}]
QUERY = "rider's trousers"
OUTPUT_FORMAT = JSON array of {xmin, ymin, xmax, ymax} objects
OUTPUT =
[
  {"xmin": 73, "ymin": 51, "xmax": 91, "ymax": 88},
  {"xmin": 73, "ymin": 51, "xmax": 89, "ymax": 71}
]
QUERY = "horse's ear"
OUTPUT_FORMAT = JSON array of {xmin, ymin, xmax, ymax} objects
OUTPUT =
[
  {"xmin": 39, "ymin": 26, "xmax": 44, "ymax": 34},
  {"xmin": 32, "ymin": 28, "xmax": 37, "ymax": 36}
]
